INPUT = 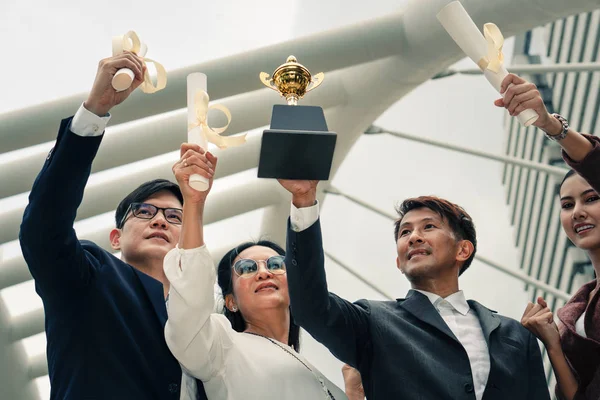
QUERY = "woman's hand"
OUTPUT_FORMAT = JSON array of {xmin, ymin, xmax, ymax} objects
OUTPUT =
[
  {"xmin": 172, "ymin": 143, "xmax": 217, "ymax": 206},
  {"xmin": 521, "ymin": 297, "xmax": 561, "ymax": 350}
]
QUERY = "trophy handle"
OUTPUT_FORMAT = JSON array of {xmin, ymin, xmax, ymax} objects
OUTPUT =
[
  {"xmin": 306, "ymin": 72, "xmax": 324, "ymax": 93},
  {"xmin": 259, "ymin": 72, "xmax": 278, "ymax": 92}
]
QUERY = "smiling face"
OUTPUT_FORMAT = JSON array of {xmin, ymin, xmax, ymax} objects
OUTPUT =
[
  {"xmin": 226, "ymin": 245, "xmax": 290, "ymax": 316},
  {"xmin": 110, "ymin": 190, "xmax": 182, "ymax": 266},
  {"xmin": 395, "ymin": 208, "xmax": 472, "ymax": 283},
  {"xmin": 560, "ymin": 173, "xmax": 600, "ymax": 250}
]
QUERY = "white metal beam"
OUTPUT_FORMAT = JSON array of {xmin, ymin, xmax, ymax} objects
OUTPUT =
[
  {"xmin": 0, "ymin": 297, "xmax": 39, "ymax": 400},
  {"xmin": 27, "ymin": 353, "xmax": 48, "ymax": 381},
  {"xmin": 436, "ymin": 62, "xmax": 600, "ymax": 78},
  {"xmin": 324, "ymin": 251, "xmax": 395, "ymax": 300},
  {"xmin": 372, "ymin": 126, "xmax": 570, "ymax": 177}
]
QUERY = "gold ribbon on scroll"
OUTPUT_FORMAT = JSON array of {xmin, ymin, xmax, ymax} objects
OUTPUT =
[
  {"xmin": 188, "ymin": 90, "xmax": 246, "ymax": 149},
  {"xmin": 477, "ymin": 23, "xmax": 505, "ymax": 73},
  {"xmin": 112, "ymin": 31, "xmax": 167, "ymax": 94}
]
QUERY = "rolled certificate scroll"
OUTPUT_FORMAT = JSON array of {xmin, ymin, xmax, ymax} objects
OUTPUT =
[
  {"xmin": 186, "ymin": 73, "xmax": 247, "ymax": 192},
  {"xmin": 437, "ymin": 1, "xmax": 538, "ymax": 126},
  {"xmin": 112, "ymin": 42, "xmax": 147, "ymax": 91},
  {"xmin": 187, "ymin": 73, "xmax": 210, "ymax": 191},
  {"xmin": 111, "ymin": 31, "xmax": 167, "ymax": 94}
]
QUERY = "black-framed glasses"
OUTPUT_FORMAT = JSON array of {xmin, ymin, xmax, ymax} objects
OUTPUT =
[
  {"xmin": 119, "ymin": 202, "xmax": 183, "ymax": 228},
  {"xmin": 232, "ymin": 255, "xmax": 286, "ymax": 278}
]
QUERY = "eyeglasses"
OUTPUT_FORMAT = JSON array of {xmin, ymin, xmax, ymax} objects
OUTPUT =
[
  {"xmin": 119, "ymin": 202, "xmax": 183, "ymax": 228},
  {"xmin": 232, "ymin": 255, "xmax": 286, "ymax": 278}
]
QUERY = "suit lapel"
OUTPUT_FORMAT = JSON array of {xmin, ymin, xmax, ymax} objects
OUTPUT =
[
  {"xmin": 468, "ymin": 300, "xmax": 500, "ymax": 345},
  {"xmin": 133, "ymin": 268, "xmax": 168, "ymax": 327},
  {"xmin": 399, "ymin": 290, "xmax": 460, "ymax": 343}
]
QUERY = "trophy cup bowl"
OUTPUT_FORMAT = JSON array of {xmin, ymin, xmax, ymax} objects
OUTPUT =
[
  {"xmin": 257, "ymin": 55, "xmax": 336, "ymax": 181},
  {"xmin": 260, "ymin": 55, "xmax": 324, "ymax": 105}
]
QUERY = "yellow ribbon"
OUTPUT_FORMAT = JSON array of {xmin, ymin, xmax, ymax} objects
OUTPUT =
[
  {"xmin": 188, "ymin": 90, "xmax": 246, "ymax": 149},
  {"xmin": 477, "ymin": 23, "xmax": 504, "ymax": 73},
  {"xmin": 112, "ymin": 31, "xmax": 167, "ymax": 94}
]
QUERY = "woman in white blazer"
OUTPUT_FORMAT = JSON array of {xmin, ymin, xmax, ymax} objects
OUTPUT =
[{"xmin": 164, "ymin": 143, "xmax": 347, "ymax": 400}]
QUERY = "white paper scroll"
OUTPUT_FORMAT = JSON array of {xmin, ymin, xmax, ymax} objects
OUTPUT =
[
  {"xmin": 187, "ymin": 73, "xmax": 210, "ymax": 191},
  {"xmin": 112, "ymin": 42, "xmax": 147, "ymax": 91},
  {"xmin": 111, "ymin": 31, "xmax": 167, "ymax": 94},
  {"xmin": 437, "ymin": 1, "xmax": 539, "ymax": 126},
  {"xmin": 186, "ymin": 73, "xmax": 247, "ymax": 192}
]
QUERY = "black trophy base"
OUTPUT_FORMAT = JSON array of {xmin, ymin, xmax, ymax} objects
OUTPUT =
[{"xmin": 257, "ymin": 105, "xmax": 337, "ymax": 180}]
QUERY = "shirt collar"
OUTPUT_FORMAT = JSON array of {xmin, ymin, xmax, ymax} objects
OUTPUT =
[{"xmin": 413, "ymin": 289, "xmax": 470, "ymax": 316}]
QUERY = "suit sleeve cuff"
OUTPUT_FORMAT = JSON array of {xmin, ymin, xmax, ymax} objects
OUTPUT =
[
  {"xmin": 70, "ymin": 103, "xmax": 111, "ymax": 137},
  {"xmin": 290, "ymin": 200, "xmax": 319, "ymax": 232}
]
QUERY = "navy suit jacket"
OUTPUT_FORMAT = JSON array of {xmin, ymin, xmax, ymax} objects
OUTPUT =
[
  {"xmin": 19, "ymin": 118, "xmax": 208, "ymax": 400},
  {"xmin": 286, "ymin": 219, "xmax": 551, "ymax": 400}
]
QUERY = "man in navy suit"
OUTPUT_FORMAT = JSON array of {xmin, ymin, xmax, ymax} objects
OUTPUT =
[
  {"xmin": 278, "ymin": 179, "xmax": 550, "ymax": 399},
  {"xmin": 19, "ymin": 52, "xmax": 209, "ymax": 399}
]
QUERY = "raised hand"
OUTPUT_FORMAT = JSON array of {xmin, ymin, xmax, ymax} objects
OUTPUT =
[
  {"xmin": 494, "ymin": 74, "xmax": 563, "ymax": 135},
  {"xmin": 521, "ymin": 297, "xmax": 561, "ymax": 350},
  {"xmin": 84, "ymin": 52, "xmax": 146, "ymax": 116},
  {"xmin": 172, "ymin": 143, "xmax": 217, "ymax": 205},
  {"xmin": 277, "ymin": 179, "xmax": 318, "ymax": 208}
]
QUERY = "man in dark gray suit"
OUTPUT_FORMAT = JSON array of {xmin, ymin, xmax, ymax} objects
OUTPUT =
[{"xmin": 278, "ymin": 179, "xmax": 550, "ymax": 400}]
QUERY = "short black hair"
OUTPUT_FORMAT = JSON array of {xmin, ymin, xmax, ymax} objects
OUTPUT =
[
  {"xmin": 394, "ymin": 196, "xmax": 477, "ymax": 276},
  {"xmin": 217, "ymin": 240, "xmax": 301, "ymax": 351},
  {"xmin": 115, "ymin": 179, "xmax": 183, "ymax": 228}
]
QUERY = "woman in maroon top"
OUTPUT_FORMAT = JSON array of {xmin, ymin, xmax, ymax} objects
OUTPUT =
[{"xmin": 502, "ymin": 74, "xmax": 600, "ymax": 399}]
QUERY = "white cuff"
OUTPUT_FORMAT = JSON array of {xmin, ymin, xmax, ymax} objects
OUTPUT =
[
  {"xmin": 290, "ymin": 201, "xmax": 319, "ymax": 232},
  {"xmin": 70, "ymin": 103, "xmax": 111, "ymax": 137}
]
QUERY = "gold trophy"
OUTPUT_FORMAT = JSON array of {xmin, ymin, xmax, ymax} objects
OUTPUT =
[
  {"xmin": 257, "ymin": 56, "xmax": 336, "ymax": 180},
  {"xmin": 259, "ymin": 55, "xmax": 324, "ymax": 106}
]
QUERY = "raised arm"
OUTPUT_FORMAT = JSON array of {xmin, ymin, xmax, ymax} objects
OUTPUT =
[
  {"xmin": 560, "ymin": 131, "xmax": 600, "ymax": 193},
  {"xmin": 164, "ymin": 145, "xmax": 231, "ymax": 380},
  {"xmin": 495, "ymin": 74, "xmax": 596, "ymax": 185},
  {"xmin": 19, "ymin": 53, "xmax": 145, "ymax": 303},
  {"xmin": 279, "ymin": 179, "xmax": 371, "ymax": 368}
]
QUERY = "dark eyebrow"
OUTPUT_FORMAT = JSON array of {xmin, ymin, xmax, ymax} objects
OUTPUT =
[
  {"xmin": 398, "ymin": 217, "xmax": 437, "ymax": 230},
  {"xmin": 560, "ymin": 189, "xmax": 597, "ymax": 202}
]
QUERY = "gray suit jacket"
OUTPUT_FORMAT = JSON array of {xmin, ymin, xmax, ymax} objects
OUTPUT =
[{"xmin": 286, "ymin": 219, "xmax": 550, "ymax": 400}]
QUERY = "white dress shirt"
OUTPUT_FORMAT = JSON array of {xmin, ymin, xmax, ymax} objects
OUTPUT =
[
  {"xmin": 164, "ymin": 245, "xmax": 347, "ymax": 400},
  {"xmin": 290, "ymin": 201, "xmax": 491, "ymax": 400},
  {"xmin": 414, "ymin": 290, "xmax": 490, "ymax": 400},
  {"xmin": 575, "ymin": 312, "xmax": 587, "ymax": 338},
  {"xmin": 290, "ymin": 200, "xmax": 320, "ymax": 232},
  {"xmin": 70, "ymin": 103, "xmax": 111, "ymax": 137}
]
